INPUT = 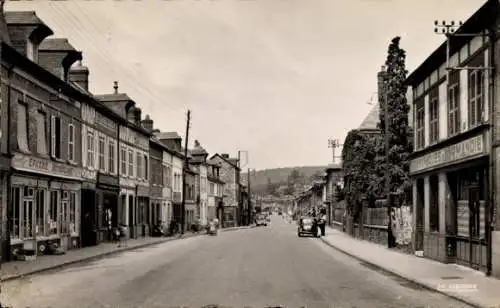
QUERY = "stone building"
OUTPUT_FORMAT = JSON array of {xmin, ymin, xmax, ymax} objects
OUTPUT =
[
  {"xmin": 189, "ymin": 140, "xmax": 209, "ymax": 225},
  {"xmin": 207, "ymin": 161, "xmax": 224, "ymax": 222},
  {"xmin": 3, "ymin": 11, "xmax": 84, "ymax": 259},
  {"xmin": 95, "ymin": 82, "xmax": 151, "ymax": 238},
  {"xmin": 209, "ymin": 153, "xmax": 240, "ymax": 228}
]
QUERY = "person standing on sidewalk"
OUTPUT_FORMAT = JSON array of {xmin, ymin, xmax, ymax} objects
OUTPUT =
[{"xmin": 318, "ymin": 208, "xmax": 327, "ymax": 236}]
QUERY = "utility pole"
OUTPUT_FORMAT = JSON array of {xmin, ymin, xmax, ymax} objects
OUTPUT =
[{"xmin": 180, "ymin": 110, "xmax": 191, "ymax": 234}]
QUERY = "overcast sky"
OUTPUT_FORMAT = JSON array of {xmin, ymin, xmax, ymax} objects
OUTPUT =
[{"xmin": 6, "ymin": 0, "xmax": 486, "ymax": 170}]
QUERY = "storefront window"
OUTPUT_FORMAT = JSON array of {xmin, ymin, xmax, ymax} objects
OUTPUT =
[
  {"xmin": 49, "ymin": 191, "xmax": 59, "ymax": 235},
  {"xmin": 11, "ymin": 187, "xmax": 20, "ymax": 238},
  {"xmin": 429, "ymin": 175, "xmax": 439, "ymax": 232},
  {"xmin": 70, "ymin": 192, "xmax": 77, "ymax": 234},
  {"xmin": 23, "ymin": 187, "xmax": 34, "ymax": 238},
  {"xmin": 36, "ymin": 189, "xmax": 46, "ymax": 236}
]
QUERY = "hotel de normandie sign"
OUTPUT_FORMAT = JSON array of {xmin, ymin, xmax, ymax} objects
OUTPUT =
[{"xmin": 410, "ymin": 135, "xmax": 485, "ymax": 175}]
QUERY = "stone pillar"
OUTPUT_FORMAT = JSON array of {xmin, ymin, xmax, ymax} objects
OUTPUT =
[{"xmin": 438, "ymin": 172, "xmax": 447, "ymax": 235}]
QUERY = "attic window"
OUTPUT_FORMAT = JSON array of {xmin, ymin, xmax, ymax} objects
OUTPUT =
[{"xmin": 26, "ymin": 39, "xmax": 38, "ymax": 62}]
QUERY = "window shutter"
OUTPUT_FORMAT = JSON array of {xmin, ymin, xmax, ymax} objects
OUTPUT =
[
  {"xmin": 82, "ymin": 125, "xmax": 87, "ymax": 167},
  {"xmin": 50, "ymin": 115, "xmax": 56, "ymax": 157}
]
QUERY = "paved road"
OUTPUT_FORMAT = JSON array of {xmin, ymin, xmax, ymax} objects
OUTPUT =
[{"xmin": 2, "ymin": 216, "xmax": 472, "ymax": 308}]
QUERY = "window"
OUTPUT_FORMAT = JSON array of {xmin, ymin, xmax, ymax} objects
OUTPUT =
[
  {"xmin": 448, "ymin": 83, "xmax": 460, "ymax": 136},
  {"xmin": 23, "ymin": 187, "xmax": 34, "ymax": 238},
  {"xmin": 17, "ymin": 102, "xmax": 29, "ymax": 152},
  {"xmin": 429, "ymin": 93, "xmax": 439, "ymax": 145},
  {"xmin": 469, "ymin": 69, "xmax": 484, "ymax": 127},
  {"xmin": 86, "ymin": 130, "xmax": 95, "ymax": 168},
  {"xmin": 120, "ymin": 146, "xmax": 127, "ymax": 176},
  {"xmin": 108, "ymin": 140, "xmax": 116, "ymax": 174},
  {"xmin": 415, "ymin": 100, "xmax": 425, "ymax": 150},
  {"xmin": 49, "ymin": 191, "xmax": 58, "ymax": 235},
  {"xmin": 36, "ymin": 189, "xmax": 46, "ymax": 236},
  {"xmin": 164, "ymin": 165, "xmax": 172, "ymax": 187},
  {"xmin": 68, "ymin": 124, "xmax": 75, "ymax": 162},
  {"xmin": 128, "ymin": 149, "xmax": 134, "ymax": 177},
  {"xmin": 11, "ymin": 187, "xmax": 20, "ymax": 238},
  {"xmin": 209, "ymin": 182, "xmax": 215, "ymax": 195},
  {"xmin": 143, "ymin": 155, "xmax": 148, "ymax": 180},
  {"xmin": 26, "ymin": 39, "xmax": 37, "ymax": 62},
  {"xmin": 51, "ymin": 116, "xmax": 62, "ymax": 159},
  {"xmin": 136, "ymin": 151, "xmax": 142, "ymax": 179},
  {"xmin": 69, "ymin": 192, "xmax": 77, "ymax": 234},
  {"xmin": 98, "ymin": 136, "xmax": 106, "ymax": 171},
  {"xmin": 429, "ymin": 175, "xmax": 439, "ymax": 232},
  {"xmin": 36, "ymin": 111, "xmax": 48, "ymax": 155}
]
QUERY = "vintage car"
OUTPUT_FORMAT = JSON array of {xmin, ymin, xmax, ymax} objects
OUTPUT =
[
  {"xmin": 255, "ymin": 214, "xmax": 268, "ymax": 226},
  {"xmin": 297, "ymin": 217, "xmax": 318, "ymax": 237}
]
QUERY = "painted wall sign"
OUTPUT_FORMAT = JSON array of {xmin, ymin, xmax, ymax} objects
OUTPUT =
[
  {"xmin": 12, "ymin": 153, "xmax": 82, "ymax": 180},
  {"xmin": 410, "ymin": 135, "xmax": 485, "ymax": 174}
]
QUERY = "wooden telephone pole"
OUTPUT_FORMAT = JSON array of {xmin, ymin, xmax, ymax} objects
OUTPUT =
[{"xmin": 180, "ymin": 110, "xmax": 191, "ymax": 234}]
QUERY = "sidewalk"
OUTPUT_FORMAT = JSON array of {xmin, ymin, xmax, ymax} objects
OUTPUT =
[
  {"xmin": 1, "ymin": 225, "xmax": 254, "ymax": 282},
  {"xmin": 320, "ymin": 227, "xmax": 500, "ymax": 308}
]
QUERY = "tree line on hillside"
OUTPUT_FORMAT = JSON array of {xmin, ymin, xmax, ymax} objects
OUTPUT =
[{"xmin": 263, "ymin": 168, "xmax": 325, "ymax": 197}]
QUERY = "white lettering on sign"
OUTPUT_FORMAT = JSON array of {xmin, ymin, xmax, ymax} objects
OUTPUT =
[
  {"xmin": 410, "ymin": 135, "xmax": 485, "ymax": 174},
  {"xmin": 12, "ymin": 153, "xmax": 82, "ymax": 180}
]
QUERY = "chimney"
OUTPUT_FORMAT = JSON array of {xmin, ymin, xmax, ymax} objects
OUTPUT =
[
  {"xmin": 377, "ymin": 66, "xmax": 387, "ymax": 104},
  {"xmin": 69, "ymin": 60, "xmax": 89, "ymax": 91},
  {"xmin": 141, "ymin": 114, "xmax": 154, "ymax": 131},
  {"xmin": 113, "ymin": 81, "xmax": 119, "ymax": 94},
  {"xmin": 221, "ymin": 153, "xmax": 229, "ymax": 159}
]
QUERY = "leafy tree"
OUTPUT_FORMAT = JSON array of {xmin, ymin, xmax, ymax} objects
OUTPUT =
[
  {"xmin": 288, "ymin": 169, "xmax": 302, "ymax": 182},
  {"xmin": 341, "ymin": 129, "xmax": 379, "ymax": 220},
  {"xmin": 376, "ymin": 37, "xmax": 413, "ymax": 197}
]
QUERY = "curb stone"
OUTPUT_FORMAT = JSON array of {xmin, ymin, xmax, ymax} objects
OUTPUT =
[
  {"xmin": 319, "ymin": 237, "xmax": 486, "ymax": 308},
  {"xmin": 1, "ymin": 225, "xmax": 255, "ymax": 282},
  {"xmin": 1, "ymin": 232, "xmax": 202, "ymax": 282}
]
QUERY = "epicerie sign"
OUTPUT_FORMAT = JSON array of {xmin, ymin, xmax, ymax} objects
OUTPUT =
[{"xmin": 437, "ymin": 283, "xmax": 478, "ymax": 292}]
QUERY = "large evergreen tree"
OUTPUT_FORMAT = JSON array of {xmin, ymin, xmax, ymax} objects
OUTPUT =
[{"xmin": 376, "ymin": 37, "xmax": 413, "ymax": 196}]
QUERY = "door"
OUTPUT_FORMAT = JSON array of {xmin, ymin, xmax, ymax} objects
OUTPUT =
[
  {"xmin": 468, "ymin": 187, "xmax": 483, "ymax": 270},
  {"xmin": 415, "ymin": 179, "xmax": 424, "ymax": 251},
  {"xmin": 60, "ymin": 191, "xmax": 70, "ymax": 251}
]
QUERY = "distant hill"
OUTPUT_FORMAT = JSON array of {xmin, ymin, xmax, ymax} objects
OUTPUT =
[{"xmin": 241, "ymin": 166, "xmax": 328, "ymax": 196}]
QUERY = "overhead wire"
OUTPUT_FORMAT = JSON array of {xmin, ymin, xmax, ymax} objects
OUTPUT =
[{"xmin": 46, "ymin": 1, "xmax": 185, "ymax": 116}]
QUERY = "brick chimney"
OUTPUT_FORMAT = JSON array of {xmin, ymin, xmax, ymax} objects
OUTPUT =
[
  {"xmin": 221, "ymin": 153, "xmax": 229, "ymax": 159},
  {"xmin": 69, "ymin": 60, "xmax": 89, "ymax": 91},
  {"xmin": 113, "ymin": 81, "xmax": 119, "ymax": 94},
  {"xmin": 141, "ymin": 114, "xmax": 154, "ymax": 131}
]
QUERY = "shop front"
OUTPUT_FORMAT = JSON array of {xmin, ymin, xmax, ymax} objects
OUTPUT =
[
  {"xmin": 96, "ymin": 172, "xmax": 119, "ymax": 242},
  {"xmin": 410, "ymin": 132, "xmax": 490, "ymax": 273},
  {"xmin": 10, "ymin": 153, "xmax": 82, "ymax": 259},
  {"xmin": 149, "ymin": 184, "xmax": 164, "ymax": 235},
  {"xmin": 0, "ymin": 154, "xmax": 10, "ymax": 261}
]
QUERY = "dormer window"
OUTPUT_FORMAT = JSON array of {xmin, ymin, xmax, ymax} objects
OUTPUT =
[{"xmin": 26, "ymin": 39, "xmax": 38, "ymax": 62}]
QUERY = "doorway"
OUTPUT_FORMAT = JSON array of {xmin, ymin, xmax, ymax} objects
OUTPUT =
[{"xmin": 128, "ymin": 195, "xmax": 134, "ymax": 238}]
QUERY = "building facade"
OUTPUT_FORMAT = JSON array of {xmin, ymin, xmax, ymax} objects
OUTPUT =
[
  {"xmin": 80, "ymin": 88, "xmax": 121, "ymax": 246},
  {"xmin": 161, "ymin": 147, "xmax": 173, "ymax": 229},
  {"xmin": 209, "ymin": 153, "xmax": 240, "ymax": 227},
  {"xmin": 148, "ymin": 136, "xmax": 163, "ymax": 233},
  {"xmin": 190, "ymin": 140, "xmax": 209, "ymax": 225},
  {"xmin": 4, "ymin": 11, "xmax": 85, "ymax": 259},
  {"xmin": 155, "ymin": 132, "xmax": 184, "ymax": 228},
  {"xmin": 207, "ymin": 162, "xmax": 224, "ymax": 222},
  {"xmin": 96, "ymin": 82, "xmax": 150, "ymax": 239},
  {"xmin": 406, "ymin": 1, "xmax": 499, "ymax": 275}
]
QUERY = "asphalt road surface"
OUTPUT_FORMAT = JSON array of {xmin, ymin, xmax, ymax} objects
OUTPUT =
[{"xmin": 2, "ymin": 216, "xmax": 472, "ymax": 308}]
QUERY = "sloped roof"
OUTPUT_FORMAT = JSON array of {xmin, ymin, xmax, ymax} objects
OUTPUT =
[
  {"xmin": 95, "ymin": 93, "xmax": 132, "ymax": 102},
  {"xmin": 156, "ymin": 131, "xmax": 181, "ymax": 140},
  {"xmin": 358, "ymin": 104, "xmax": 379, "ymax": 130},
  {"xmin": 5, "ymin": 11, "xmax": 46, "ymax": 25}
]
